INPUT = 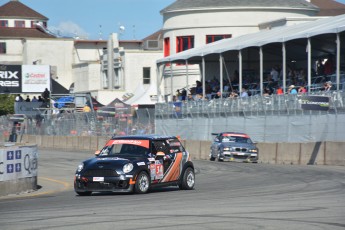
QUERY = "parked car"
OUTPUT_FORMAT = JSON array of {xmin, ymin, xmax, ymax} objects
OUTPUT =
[
  {"xmin": 74, "ymin": 135, "xmax": 195, "ymax": 195},
  {"xmin": 210, "ymin": 132, "xmax": 258, "ymax": 163}
]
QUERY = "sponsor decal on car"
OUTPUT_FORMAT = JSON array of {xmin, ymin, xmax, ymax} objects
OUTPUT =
[
  {"xmin": 93, "ymin": 177, "xmax": 104, "ymax": 182},
  {"xmin": 137, "ymin": 162, "xmax": 145, "ymax": 166},
  {"xmin": 106, "ymin": 139, "xmax": 150, "ymax": 148}
]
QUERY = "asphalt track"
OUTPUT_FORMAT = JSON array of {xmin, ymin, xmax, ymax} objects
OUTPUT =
[{"xmin": 0, "ymin": 149, "xmax": 344, "ymax": 230}]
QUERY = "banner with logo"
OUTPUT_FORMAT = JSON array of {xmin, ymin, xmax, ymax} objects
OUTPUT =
[
  {"xmin": 301, "ymin": 95, "xmax": 330, "ymax": 111},
  {"xmin": 22, "ymin": 65, "xmax": 50, "ymax": 93},
  {"xmin": 0, "ymin": 64, "xmax": 50, "ymax": 94},
  {"xmin": 0, "ymin": 145, "xmax": 38, "ymax": 182}
]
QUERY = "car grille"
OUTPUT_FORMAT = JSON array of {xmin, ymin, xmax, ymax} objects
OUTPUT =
[
  {"xmin": 83, "ymin": 169, "xmax": 118, "ymax": 177},
  {"xmin": 233, "ymin": 155, "xmax": 249, "ymax": 159},
  {"xmin": 234, "ymin": 147, "xmax": 248, "ymax": 152}
]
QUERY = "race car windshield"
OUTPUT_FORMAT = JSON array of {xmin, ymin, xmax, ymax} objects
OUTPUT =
[
  {"xmin": 99, "ymin": 144, "xmax": 149, "ymax": 157},
  {"xmin": 221, "ymin": 136, "xmax": 252, "ymax": 143}
]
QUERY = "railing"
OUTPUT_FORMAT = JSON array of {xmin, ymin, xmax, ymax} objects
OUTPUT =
[
  {"xmin": 155, "ymin": 91, "xmax": 345, "ymax": 119},
  {"xmin": 0, "ymin": 108, "xmax": 155, "ymax": 138}
]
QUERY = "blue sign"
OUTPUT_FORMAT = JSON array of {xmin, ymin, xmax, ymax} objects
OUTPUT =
[
  {"xmin": 15, "ymin": 150, "xmax": 22, "ymax": 159},
  {"xmin": 15, "ymin": 163, "xmax": 21, "ymax": 172},
  {"xmin": 7, "ymin": 164, "xmax": 14, "ymax": 173},
  {"xmin": 7, "ymin": 151, "xmax": 14, "ymax": 160}
]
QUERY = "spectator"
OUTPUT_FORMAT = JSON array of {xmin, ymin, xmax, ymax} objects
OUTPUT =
[
  {"xmin": 214, "ymin": 91, "xmax": 222, "ymax": 99},
  {"xmin": 25, "ymin": 95, "xmax": 31, "ymax": 102},
  {"xmin": 83, "ymin": 104, "xmax": 91, "ymax": 112},
  {"xmin": 324, "ymin": 55, "xmax": 334, "ymax": 75},
  {"xmin": 15, "ymin": 94, "xmax": 23, "ymax": 102},
  {"xmin": 316, "ymin": 59, "xmax": 324, "ymax": 76},
  {"xmin": 38, "ymin": 96, "xmax": 44, "ymax": 102},
  {"xmin": 229, "ymin": 91, "xmax": 238, "ymax": 98},
  {"xmin": 276, "ymin": 86, "xmax": 283, "ymax": 95},
  {"xmin": 298, "ymin": 85, "xmax": 307, "ymax": 94},
  {"xmin": 322, "ymin": 81, "xmax": 333, "ymax": 92},
  {"xmin": 270, "ymin": 66, "xmax": 279, "ymax": 82},
  {"xmin": 32, "ymin": 96, "xmax": 38, "ymax": 102},
  {"xmin": 195, "ymin": 81, "xmax": 203, "ymax": 95},
  {"xmin": 240, "ymin": 87, "xmax": 249, "ymax": 98},
  {"xmin": 288, "ymin": 85, "xmax": 297, "ymax": 94},
  {"xmin": 42, "ymin": 88, "xmax": 50, "ymax": 102}
]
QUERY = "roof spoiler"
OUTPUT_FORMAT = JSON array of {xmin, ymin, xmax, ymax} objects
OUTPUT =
[{"xmin": 211, "ymin": 133, "xmax": 219, "ymax": 136}]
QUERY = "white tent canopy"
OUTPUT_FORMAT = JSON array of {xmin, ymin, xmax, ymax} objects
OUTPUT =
[
  {"xmin": 157, "ymin": 14, "xmax": 345, "ymax": 64},
  {"xmin": 125, "ymin": 83, "xmax": 156, "ymax": 105}
]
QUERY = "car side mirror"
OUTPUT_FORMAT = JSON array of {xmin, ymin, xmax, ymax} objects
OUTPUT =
[{"xmin": 95, "ymin": 150, "xmax": 100, "ymax": 156}]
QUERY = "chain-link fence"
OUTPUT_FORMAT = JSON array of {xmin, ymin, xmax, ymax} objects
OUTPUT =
[
  {"xmin": 1, "ymin": 91, "xmax": 345, "ymax": 143},
  {"xmin": 155, "ymin": 91, "xmax": 345, "ymax": 142},
  {"xmin": 155, "ymin": 91, "xmax": 345, "ymax": 119},
  {"xmin": 0, "ymin": 108, "xmax": 155, "ymax": 140}
]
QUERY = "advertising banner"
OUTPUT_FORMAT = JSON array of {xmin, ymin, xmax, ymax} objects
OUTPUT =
[
  {"xmin": 0, "ymin": 65, "xmax": 50, "ymax": 94},
  {"xmin": 0, "ymin": 65, "xmax": 22, "ymax": 94},
  {"xmin": 0, "ymin": 145, "xmax": 38, "ymax": 182},
  {"xmin": 22, "ymin": 65, "xmax": 50, "ymax": 93},
  {"xmin": 301, "ymin": 95, "xmax": 330, "ymax": 111}
]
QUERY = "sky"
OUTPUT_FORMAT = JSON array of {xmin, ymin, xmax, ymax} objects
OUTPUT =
[
  {"xmin": 1, "ymin": 0, "xmax": 345, "ymax": 40},
  {"xmin": 0, "ymin": 0, "xmax": 175, "ymax": 40}
]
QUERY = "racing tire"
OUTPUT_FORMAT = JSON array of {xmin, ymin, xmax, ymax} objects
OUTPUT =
[
  {"xmin": 210, "ymin": 156, "xmax": 216, "ymax": 161},
  {"xmin": 134, "ymin": 171, "xmax": 150, "ymax": 194},
  {"xmin": 179, "ymin": 167, "xmax": 195, "ymax": 190},
  {"xmin": 76, "ymin": 191, "xmax": 92, "ymax": 196}
]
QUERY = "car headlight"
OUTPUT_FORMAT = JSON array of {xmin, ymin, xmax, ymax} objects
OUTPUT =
[
  {"xmin": 223, "ymin": 147, "xmax": 230, "ymax": 151},
  {"xmin": 123, "ymin": 163, "xmax": 134, "ymax": 173},
  {"xmin": 249, "ymin": 149, "xmax": 258, "ymax": 153},
  {"xmin": 77, "ymin": 163, "xmax": 84, "ymax": 172}
]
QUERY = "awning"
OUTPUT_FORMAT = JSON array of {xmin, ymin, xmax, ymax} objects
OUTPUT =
[{"xmin": 157, "ymin": 14, "xmax": 345, "ymax": 64}]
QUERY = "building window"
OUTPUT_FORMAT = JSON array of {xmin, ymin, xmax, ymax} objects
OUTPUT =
[
  {"xmin": 206, "ymin": 34, "xmax": 232, "ymax": 44},
  {"xmin": 176, "ymin": 36, "xmax": 194, "ymax": 53},
  {"xmin": 0, "ymin": 42, "xmax": 6, "ymax": 54},
  {"xmin": 0, "ymin": 20, "xmax": 8, "ymax": 27},
  {"xmin": 15, "ymin": 20, "xmax": 25, "ymax": 28},
  {"xmin": 164, "ymin": 37, "xmax": 170, "ymax": 57},
  {"xmin": 143, "ymin": 67, "xmax": 151, "ymax": 84}
]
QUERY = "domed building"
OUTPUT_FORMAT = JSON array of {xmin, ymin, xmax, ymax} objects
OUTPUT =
[
  {"xmin": 158, "ymin": 0, "xmax": 345, "ymax": 100},
  {"xmin": 161, "ymin": 0, "xmax": 319, "ymax": 57}
]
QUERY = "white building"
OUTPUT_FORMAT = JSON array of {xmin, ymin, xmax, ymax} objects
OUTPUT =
[
  {"xmin": 159, "ymin": 0, "xmax": 345, "ymax": 100},
  {"xmin": 0, "ymin": 0, "xmax": 163, "ymax": 105},
  {"xmin": 1, "ymin": 0, "xmax": 345, "ymax": 104}
]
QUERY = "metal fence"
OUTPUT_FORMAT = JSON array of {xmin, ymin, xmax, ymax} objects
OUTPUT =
[
  {"xmin": 1, "ymin": 91, "xmax": 345, "ymax": 143},
  {"xmin": 154, "ymin": 91, "xmax": 345, "ymax": 142},
  {"xmin": 155, "ymin": 91, "xmax": 345, "ymax": 119},
  {"xmin": 0, "ymin": 108, "xmax": 155, "ymax": 141}
]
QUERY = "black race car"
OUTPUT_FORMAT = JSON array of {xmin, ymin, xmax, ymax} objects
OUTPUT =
[
  {"xmin": 74, "ymin": 135, "xmax": 195, "ymax": 195},
  {"xmin": 210, "ymin": 132, "xmax": 259, "ymax": 163}
]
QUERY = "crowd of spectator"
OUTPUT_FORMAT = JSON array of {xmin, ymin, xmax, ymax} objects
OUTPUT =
[{"xmin": 173, "ymin": 56, "xmax": 338, "ymax": 102}]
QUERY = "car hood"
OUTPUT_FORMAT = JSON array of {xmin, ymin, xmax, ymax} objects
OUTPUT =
[{"xmin": 84, "ymin": 156, "xmax": 145, "ymax": 169}]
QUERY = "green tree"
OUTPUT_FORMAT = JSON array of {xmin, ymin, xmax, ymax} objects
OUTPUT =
[{"xmin": 0, "ymin": 94, "xmax": 15, "ymax": 115}]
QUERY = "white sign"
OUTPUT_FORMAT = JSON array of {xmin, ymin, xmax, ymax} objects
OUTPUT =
[
  {"xmin": 22, "ymin": 65, "xmax": 50, "ymax": 93},
  {"xmin": 0, "ymin": 145, "xmax": 38, "ymax": 182}
]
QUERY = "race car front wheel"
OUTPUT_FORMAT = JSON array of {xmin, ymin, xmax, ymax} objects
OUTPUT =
[
  {"xmin": 134, "ymin": 171, "xmax": 150, "ymax": 194},
  {"xmin": 179, "ymin": 167, "xmax": 195, "ymax": 190}
]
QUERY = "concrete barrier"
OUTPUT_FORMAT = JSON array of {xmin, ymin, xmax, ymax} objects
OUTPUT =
[
  {"xmin": 0, "ymin": 144, "xmax": 38, "ymax": 196},
  {"xmin": 19, "ymin": 135, "xmax": 345, "ymax": 166}
]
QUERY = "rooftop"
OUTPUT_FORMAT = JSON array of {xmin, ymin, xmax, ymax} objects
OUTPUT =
[
  {"xmin": 0, "ymin": 0, "xmax": 48, "ymax": 20},
  {"xmin": 161, "ymin": 0, "xmax": 319, "ymax": 14}
]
